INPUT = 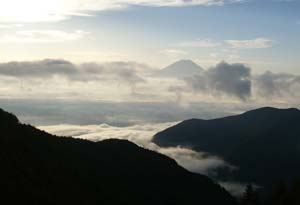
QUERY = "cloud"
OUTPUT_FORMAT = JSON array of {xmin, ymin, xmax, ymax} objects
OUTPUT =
[
  {"xmin": 206, "ymin": 62, "xmax": 252, "ymax": 100},
  {"xmin": 0, "ymin": 24, "xmax": 23, "ymax": 29},
  {"xmin": 160, "ymin": 49, "xmax": 188, "ymax": 57},
  {"xmin": 219, "ymin": 182, "xmax": 247, "ymax": 197},
  {"xmin": 168, "ymin": 61, "xmax": 300, "ymax": 103},
  {"xmin": 168, "ymin": 85, "xmax": 191, "ymax": 104},
  {"xmin": 0, "ymin": 0, "xmax": 244, "ymax": 23},
  {"xmin": 226, "ymin": 38, "xmax": 273, "ymax": 49},
  {"xmin": 65, "ymin": 51, "xmax": 130, "ymax": 62},
  {"xmin": 178, "ymin": 38, "xmax": 221, "ymax": 48},
  {"xmin": 0, "ymin": 59, "xmax": 147, "ymax": 92},
  {"xmin": 39, "ymin": 122, "xmax": 176, "ymax": 146},
  {"xmin": 254, "ymin": 71, "xmax": 300, "ymax": 100},
  {"xmin": 0, "ymin": 59, "xmax": 76, "ymax": 78},
  {"xmin": 76, "ymin": 62, "xmax": 147, "ymax": 93},
  {"xmin": 0, "ymin": 59, "xmax": 299, "ymax": 104},
  {"xmin": 38, "ymin": 122, "xmax": 231, "ymax": 175},
  {"xmin": 0, "ymin": 30, "xmax": 88, "ymax": 43},
  {"xmin": 159, "ymin": 146, "xmax": 230, "ymax": 174},
  {"xmin": 182, "ymin": 61, "xmax": 252, "ymax": 100}
]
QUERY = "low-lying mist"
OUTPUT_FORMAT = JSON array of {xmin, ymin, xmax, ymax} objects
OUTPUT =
[
  {"xmin": 39, "ymin": 122, "xmax": 230, "ymax": 175},
  {"xmin": 39, "ymin": 122, "xmax": 247, "ymax": 195}
]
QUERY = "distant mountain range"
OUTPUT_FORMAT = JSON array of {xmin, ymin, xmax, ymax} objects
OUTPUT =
[
  {"xmin": 152, "ymin": 107, "xmax": 300, "ymax": 189},
  {"xmin": 0, "ymin": 108, "xmax": 236, "ymax": 205},
  {"xmin": 154, "ymin": 59, "xmax": 204, "ymax": 78}
]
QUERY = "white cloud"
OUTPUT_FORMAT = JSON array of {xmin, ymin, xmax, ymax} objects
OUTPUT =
[
  {"xmin": 39, "ymin": 122, "xmax": 176, "ymax": 146},
  {"xmin": 226, "ymin": 38, "xmax": 273, "ymax": 49},
  {"xmin": 0, "ymin": 0, "xmax": 243, "ymax": 23},
  {"xmin": 0, "ymin": 30, "xmax": 89, "ymax": 43},
  {"xmin": 219, "ymin": 182, "xmax": 247, "ymax": 197},
  {"xmin": 178, "ymin": 38, "xmax": 221, "ymax": 48},
  {"xmin": 0, "ymin": 24, "xmax": 23, "ymax": 29},
  {"xmin": 160, "ymin": 49, "xmax": 188, "ymax": 58},
  {"xmin": 65, "ymin": 51, "xmax": 130, "ymax": 63}
]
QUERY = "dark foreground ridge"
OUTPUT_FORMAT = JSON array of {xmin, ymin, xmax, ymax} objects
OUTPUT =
[
  {"xmin": 0, "ymin": 108, "xmax": 236, "ymax": 205},
  {"xmin": 153, "ymin": 107, "xmax": 300, "ymax": 189}
]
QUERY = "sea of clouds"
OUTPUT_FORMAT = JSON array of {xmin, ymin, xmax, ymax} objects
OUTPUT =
[
  {"xmin": 38, "ymin": 122, "xmax": 231, "ymax": 175},
  {"xmin": 38, "ymin": 121, "xmax": 246, "ymax": 195}
]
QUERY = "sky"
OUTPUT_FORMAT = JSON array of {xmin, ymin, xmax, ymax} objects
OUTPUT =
[
  {"xmin": 0, "ymin": 0, "xmax": 299, "ymax": 117},
  {"xmin": 0, "ymin": 0, "xmax": 299, "ymax": 73}
]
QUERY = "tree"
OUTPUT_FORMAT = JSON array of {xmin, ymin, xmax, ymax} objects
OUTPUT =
[
  {"xmin": 270, "ymin": 182, "xmax": 287, "ymax": 205},
  {"xmin": 240, "ymin": 184, "xmax": 260, "ymax": 205}
]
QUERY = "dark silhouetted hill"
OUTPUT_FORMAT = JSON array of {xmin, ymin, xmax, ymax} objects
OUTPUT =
[
  {"xmin": 0, "ymin": 108, "xmax": 236, "ymax": 205},
  {"xmin": 152, "ymin": 107, "xmax": 300, "ymax": 188}
]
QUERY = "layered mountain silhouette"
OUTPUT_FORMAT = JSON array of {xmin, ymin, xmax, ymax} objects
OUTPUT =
[
  {"xmin": 154, "ymin": 59, "xmax": 204, "ymax": 78},
  {"xmin": 0, "ymin": 108, "xmax": 236, "ymax": 205},
  {"xmin": 153, "ymin": 107, "xmax": 300, "ymax": 188}
]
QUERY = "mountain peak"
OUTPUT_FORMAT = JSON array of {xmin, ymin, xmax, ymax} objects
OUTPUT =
[
  {"xmin": 153, "ymin": 106, "xmax": 300, "ymax": 190},
  {"xmin": 173, "ymin": 59, "xmax": 198, "ymax": 64},
  {"xmin": 166, "ymin": 59, "xmax": 203, "ymax": 70},
  {"xmin": 155, "ymin": 59, "xmax": 204, "ymax": 78},
  {"xmin": 243, "ymin": 107, "xmax": 300, "ymax": 117}
]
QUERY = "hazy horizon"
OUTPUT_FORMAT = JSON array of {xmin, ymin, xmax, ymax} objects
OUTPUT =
[{"xmin": 0, "ymin": 0, "xmax": 299, "ymax": 111}]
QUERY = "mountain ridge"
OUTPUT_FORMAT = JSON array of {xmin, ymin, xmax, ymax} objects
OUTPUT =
[
  {"xmin": 152, "ymin": 107, "xmax": 300, "ymax": 188},
  {"xmin": 0, "ymin": 108, "xmax": 236, "ymax": 205}
]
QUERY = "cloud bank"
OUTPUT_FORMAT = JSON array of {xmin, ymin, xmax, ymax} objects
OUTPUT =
[
  {"xmin": 0, "ymin": 59, "xmax": 147, "ymax": 92},
  {"xmin": 226, "ymin": 38, "xmax": 273, "ymax": 49},
  {"xmin": 254, "ymin": 71, "xmax": 300, "ymax": 100},
  {"xmin": 0, "ymin": 59, "xmax": 299, "ymax": 104},
  {"xmin": 0, "ymin": 59, "xmax": 76, "ymax": 78},
  {"xmin": 39, "ymin": 122, "xmax": 231, "ymax": 175},
  {"xmin": 168, "ymin": 61, "xmax": 300, "ymax": 102},
  {"xmin": 183, "ymin": 61, "xmax": 251, "ymax": 100},
  {"xmin": 39, "ymin": 121, "xmax": 249, "ymax": 195},
  {"xmin": 0, "ymin": 30, "xmax": 88, "ymax": 43},
  {"xmin": 178, "ymin": 38, "xmax": 221, "ymax": 48}
]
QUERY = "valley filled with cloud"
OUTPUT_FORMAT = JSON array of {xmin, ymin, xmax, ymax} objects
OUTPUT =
[
  {"xmin": 38, "ymin": 120, "xmax": 241, "ymax": 191},
  {"xmin": 38, "ymin": 121, "xmax": 230, "ymax": 175}
]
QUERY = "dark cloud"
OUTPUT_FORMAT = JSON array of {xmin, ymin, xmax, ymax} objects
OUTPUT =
[
  {"xmin": 183, "ymin": 61, "xmax": 252, "ymax": 101},
  {"xmin": 79, "ymin": 62, "xmax": 147, "ymax": 92},
  {"xmin": 104, "ymin": 62, "xmax": 146, "ymax": 87},
  {"xmin": 254, "ymin": 71, "xmax": 300, "ymax": 99},
  {"xmin": 168, "ymin": 85, "xmax": 190, "ymax": 103},
  {"xmin": 0, "ymin": 59, "xmax": 76, "ymax": 78},
  {"xmin": 0, "ymin": 59, "xmax": 146, "ymax": 89},
  {"xmin": 183, "ymin": 74, "xmax": 208, "ymax": 93},
  {"xmin": 173, "ymin": 62, "xmax": 299, "ymax": 102}
]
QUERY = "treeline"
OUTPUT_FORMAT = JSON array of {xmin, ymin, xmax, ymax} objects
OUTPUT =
[{"xmin": 240, "ymin": 181, "xmax": 300, "ymax": 205}]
